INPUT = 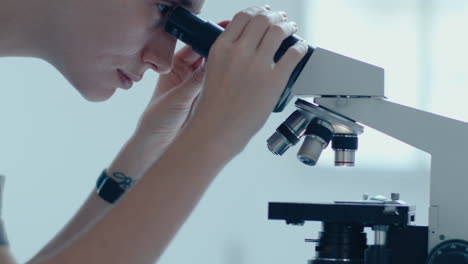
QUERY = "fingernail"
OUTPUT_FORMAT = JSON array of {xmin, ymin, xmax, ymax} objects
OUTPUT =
[{"xmin": 264, "ymin": 4, "xmax": 271, "ymax": 10}]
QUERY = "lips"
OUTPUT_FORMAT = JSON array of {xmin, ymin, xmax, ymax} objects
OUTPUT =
[
  {"xmin": 122, "ymin": 70, "xmax": 143, "ymax": 82},
  {"xmin": 117, "ymin": 68, "xmax": 144, "ymax": 90},
  {"xmin": 117, "ymin": 69, "xmax": 133, "ymax": 90}
]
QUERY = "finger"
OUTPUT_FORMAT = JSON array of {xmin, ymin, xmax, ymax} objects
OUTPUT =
[
  {"xmin": 219, "ymin": 5, "xmax": 267, "ymax": 43},
  {"xmin": 274, "ymin": 40, "xmax": 309, "ymax": 80},
  {"xmin": 174, "ymin": 45, "xmax": 202, "ymax": 69},
  {"xmin": 218, "ymin": 20, "xmax": 230, "ymax": 29},
  {"xmin": 170, "ymin": 63, "xmax": 205, "ymax": 105},
  {"xmin": 153, "ymin": 46, "xmax": 202, "ymax": 98},
  {"xmin": 239, "ymin": 10, "xmax": 287, "ymax": 49},
  {"xmin": 192, "ymin": 56, "xmax": 204, "ymax": 71},
  {"xmin": 257, "ymin": 21, "xmax": 298, "ymax": 60},
  {"xmin": 166, "ymin": 46, "xmax": 201, "ymax": 85}
]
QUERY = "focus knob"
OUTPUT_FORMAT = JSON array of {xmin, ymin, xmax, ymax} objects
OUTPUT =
[{"xmin": 427, "ymin": 240, "xmax": 468, "ymax": 264}]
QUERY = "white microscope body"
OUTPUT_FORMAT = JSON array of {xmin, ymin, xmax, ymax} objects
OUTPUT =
[{"xmin": 271, "ymin": 47, "xmax": 468, "ymax": 263}]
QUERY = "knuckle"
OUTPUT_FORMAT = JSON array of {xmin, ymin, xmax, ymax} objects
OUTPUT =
[
  {"xmin": 212, "ymin": 38, "xmax": 231, "ymax": 54},
  {"xmin": 234, "ymin": 42, "xmax": 251, "ymax": 57},
  {"xmin": 192, "ymin": 69, "xmax": 205, "ymax": 82},
  {"xmin": 252, "ymin": 4, "xmax": 266, "ymax": 11},
  {"xmin": 234, "ymin": 11, "xmax": 252, "ymax": 21},
  {"xmin": 290, "ymin": 45, "xmax": 306, "ymax": 57},
  {"xmin": 253, "ymin": 11, "xmax": 271, "ymax": 24},
  {"xmin": 270, "ymin": 23, "xmax": 286, "ymax": 35},
  {"xmin": 216, "ymin": 36, "xmax": 231, "ymax": 47}
]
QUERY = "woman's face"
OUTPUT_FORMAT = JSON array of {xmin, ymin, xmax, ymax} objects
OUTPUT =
[{"xmin": 52, "ymin": 0, "xmax": 204, "ymax": 101}]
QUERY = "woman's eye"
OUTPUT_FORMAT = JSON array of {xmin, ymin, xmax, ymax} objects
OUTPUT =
[{"xmin": 157, "ymin": 3, "xmax": 171, "ymax": 14}]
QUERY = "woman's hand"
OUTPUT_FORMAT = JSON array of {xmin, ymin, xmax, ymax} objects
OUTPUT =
[
  {"xmin": 185, "ymin": 5, "xmax": 308, "ymax": 153},
  {"xmin": 134, "ymin": 20, "xmax": 231, "ymax": 149},
  {"xmin": 109, "ymin": 5, "xmax": 308, "ymax": 177},
  {"xmin": 136, "ymin": 45, "xmax": 205, "ymax": 143},
  {"xmin": 108, "ymin": 45, "xmax": 207, "ymax": 179}
]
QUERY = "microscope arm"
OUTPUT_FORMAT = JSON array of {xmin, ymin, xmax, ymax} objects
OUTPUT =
[
  {"xmin": 314, "ymin": 96, "xmax": 468, "ymax": 252},
  {"xmin": 314, "ymin": 97, "xmax": 468, "ymax": 153}
]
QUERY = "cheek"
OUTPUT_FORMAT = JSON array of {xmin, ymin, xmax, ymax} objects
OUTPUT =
[
  {"xmin": 62, "ymin": 14, "xmax": 149, "ymax": 78},
  {"xmin": 79, "ymin": 2, "xmax": 153, "ymax": 55},
  {"xmin": 107, "ymin": 6, "xmax": 156, "ymax": 54},
  {"xmin": 54, "ymin": 44, "xmax": 120, "ymax": 102},
  {"xmin": 90, "ymin": 23, "xmax": 149, "ymax": 57},
  {"xmin": 53, "ymin": 0, "xmax": 158, "ymax": 101}
]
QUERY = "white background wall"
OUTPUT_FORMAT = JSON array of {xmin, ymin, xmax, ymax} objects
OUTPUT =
[{"xmin": 2, "ymin": 0, "xmax": 467, "ymax": 263}]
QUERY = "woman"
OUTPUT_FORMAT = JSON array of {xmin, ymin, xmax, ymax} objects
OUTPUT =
[{"xmin": 0, "ymin": 0, "xmax": 307, "ymax": 263}]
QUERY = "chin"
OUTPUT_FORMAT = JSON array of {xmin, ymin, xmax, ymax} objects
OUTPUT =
[
  {"xmin": 77, "ymin": 84, "xmax": 117, "ymax": 102},
  {"xmin": 52, "ymin": 63, "xmax": 116, "ymax": 102},
  {"xmin": 52, "ymin": 60, "xmax": 119, "ymax": 102}
]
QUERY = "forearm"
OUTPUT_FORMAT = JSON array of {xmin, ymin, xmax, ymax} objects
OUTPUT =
[
  {"xmin": 0, "ymin": 246, "xmax": 17, "ymax": 264},
  {"xmin": 31, "ymin": 121, "xmax": 238, "ymax": 264},
  {"xmin": 28, "ymin": 191, "xmax": 111, "ymax": 262},
  {"xmin": 29, "ymin": 133, "xmax": 173, "ymax": 262}
]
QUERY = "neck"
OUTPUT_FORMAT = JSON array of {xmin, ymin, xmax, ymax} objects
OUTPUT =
[{"xmin": 0, "ymin": 0, "xmax": 59, "ymax": 60}]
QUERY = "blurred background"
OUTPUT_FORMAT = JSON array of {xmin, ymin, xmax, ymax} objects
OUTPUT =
[{"xmin": 0, "ymin": 0, "xmax": 467, "ymax": 263}]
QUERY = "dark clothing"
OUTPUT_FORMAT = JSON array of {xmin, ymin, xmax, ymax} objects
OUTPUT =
[{"xmin": 0, "ymin": 175, "xmax": 9, "ymax": 245}]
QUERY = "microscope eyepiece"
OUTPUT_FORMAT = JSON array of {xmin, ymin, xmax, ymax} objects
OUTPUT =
[
  {"xmin": 165, "ymin": 7, "xmax": 224, "ymax": 58},
  {"xmin": 165, "ymin": 6, "xmax": 314, "ymax": 112}
]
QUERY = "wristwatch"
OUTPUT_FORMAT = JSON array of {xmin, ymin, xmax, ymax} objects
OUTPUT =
[{"xmin": 96, "ymin": 170, "xmax": 135, "ymax": 204}]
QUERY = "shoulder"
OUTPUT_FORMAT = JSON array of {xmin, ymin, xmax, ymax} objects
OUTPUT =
[
  {"xmin": 0, "ymin": 177, "xmax": 16, "ymax": 263},
  {"xmin": 0, "ymin": 246, "xmax": 17, "ymax": 264}
]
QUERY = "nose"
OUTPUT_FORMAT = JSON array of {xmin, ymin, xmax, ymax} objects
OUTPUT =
[{"xmin": 141, "ymin": 30, "xmax": 177, "ymax": 74}]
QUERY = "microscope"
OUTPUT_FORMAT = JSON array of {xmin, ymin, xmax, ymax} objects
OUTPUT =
[{"xmin": 165, "ymin": 7, "xmax": 468, "ymax": 264}]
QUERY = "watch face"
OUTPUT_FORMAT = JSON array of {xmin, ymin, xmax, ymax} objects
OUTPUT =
[{"xmin": 96, "ymin": 171, "xmax": 126, "ymax": 204}]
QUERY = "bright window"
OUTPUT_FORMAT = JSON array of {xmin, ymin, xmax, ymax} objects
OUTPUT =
[{"xmin": 302, "ymin": 1, "xmax": 467, "ymax": 170}]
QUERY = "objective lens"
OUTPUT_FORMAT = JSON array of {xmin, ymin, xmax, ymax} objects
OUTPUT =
[
  {"xmin": 267, "ymin": 111, "xmax": 309, "ymax": 155},
  {"xmin": 297, "ymin": 119, "xmax": 334, "ymax": 166},
  {"xmin": 332, "ymin": 134, "xmax": 358, "ymax": 167}
]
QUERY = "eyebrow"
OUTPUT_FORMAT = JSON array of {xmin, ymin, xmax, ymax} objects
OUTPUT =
[{"xmin": 170, "ymin": 0, "xmax": 201, "ymax": 14}]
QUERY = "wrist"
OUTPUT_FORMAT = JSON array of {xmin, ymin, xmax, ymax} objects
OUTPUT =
[
  {"xmin": 107, "ymin": 132, "xmax": 172, "ymax": 180},
  {"xmin": 182, "ymin": 115, "xmax": 246, "ymax": 159}
]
